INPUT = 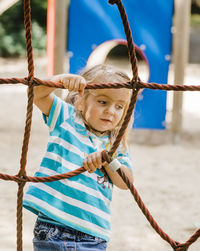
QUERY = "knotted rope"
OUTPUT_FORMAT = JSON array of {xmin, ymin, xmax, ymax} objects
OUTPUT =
[{"xmin": 0, "ymin": 0, "xmax": 200, "ymax": 250}]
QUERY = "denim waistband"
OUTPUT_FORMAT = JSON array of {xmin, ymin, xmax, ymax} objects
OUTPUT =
[{"xmin": 36, "ymin": 219, "xmax": 94, "ymax": 238}]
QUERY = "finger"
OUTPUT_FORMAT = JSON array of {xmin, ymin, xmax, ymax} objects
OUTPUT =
[
  {"xmin": 87, "ymin": 156, "xmax": 97, "ymax": 173},
  {"xmin": 90, "ymin": 154, "xmax": 98, "ymax": 169},
  {"xmin": 83, "ymin": 156, "xmax": 93, "ymax": 172},
  {"xmin": 83, "ymin": 157, "xmax": 93, "ymax": 173},
  {"xmin": 61, "ymin": 78, "xmax": 70, "ymax": 89},
  {"xmin": 79, "ymin": 77, "xmax": 86, "ymax": 96},
  {"xmin": 96, "ymin": 152, "xmax": 102, "ymax": 168},
  {"xmin": 83, "ymin": 159, "xmax": 90, "ymax": 172},
  {"xmin": 78, "ymin": 82, "xmax": 86, "ymax": 96},
  {"xmin": 68, "ymin": 78, "xmax": 76, "ymax": 92},
  {"xmin": 51, "ymin": 74, "xmax": 65, "ymax": 83},
  {"xmin": 74, "ymin": 78, "xmax": 81, "ymax": 93},
  {"xmin": 91, "ymin": 152, "xmax": 101, "ymax": 169}
]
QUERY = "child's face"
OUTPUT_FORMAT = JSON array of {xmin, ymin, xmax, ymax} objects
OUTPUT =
[{"xmin": 82, "ymin": 88, "xmax": 131, "ymax": 133}]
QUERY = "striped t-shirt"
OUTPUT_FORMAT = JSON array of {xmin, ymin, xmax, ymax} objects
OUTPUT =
[{"xmin": 23, "ymin": 95, "xmax": 132, "ymax": 241}]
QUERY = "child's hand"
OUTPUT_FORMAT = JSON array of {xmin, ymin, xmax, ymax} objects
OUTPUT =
[
  {"xmin": 83, "ymin": 152, "xmax": 102, "ymax": 173},
  {"xmin": 52, "ymin": 74, "xmax": 86, "ymax": 96}
]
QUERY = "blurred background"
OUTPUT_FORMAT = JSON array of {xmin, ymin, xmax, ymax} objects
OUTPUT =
[
  {"xmin": 0, "ymin": 1, "xmax": 200, "ymax": 251},
  {"xmin": 1, "ymin": 0, "xmax": 200, "ymax": 137}
]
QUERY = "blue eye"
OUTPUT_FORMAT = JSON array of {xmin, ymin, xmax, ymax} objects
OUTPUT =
[
  {"xmin": 116, "ymin": 105, "xmax": 123, "ymax": 110},
  {"xmin": 98, "ymin": 100, "xmax": 107, "ymax": 105}
]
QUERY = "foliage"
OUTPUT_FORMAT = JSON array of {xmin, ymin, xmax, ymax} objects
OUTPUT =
[
  {"xmin": 191, "ymin": 14, "xmax": 200, "ymax": 27},
  {"xmin": 0, "ymin": 0, "xmax": 47, "ymax": 57},
  {"xmin": 192, "ymin": 0, "xmax": 200, "ymax": 14}
]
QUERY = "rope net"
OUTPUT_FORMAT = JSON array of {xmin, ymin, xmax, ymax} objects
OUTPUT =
[{"xmin": 0, "ymin": 0, "xmax": 200, "ymax": 250}]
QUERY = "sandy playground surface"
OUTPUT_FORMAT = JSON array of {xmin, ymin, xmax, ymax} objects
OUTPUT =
[{"xmin": 0, "ymin": 56, "xmax": 200, "ymax": 251}]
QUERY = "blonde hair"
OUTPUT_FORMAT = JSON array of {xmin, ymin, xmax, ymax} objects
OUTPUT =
[{"xmin": 66, "ymin": 64, "xmax": 132, "ymax": 151}]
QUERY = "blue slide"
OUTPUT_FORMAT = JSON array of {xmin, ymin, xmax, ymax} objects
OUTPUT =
[{"xmin": 67, "ymin": 0, "xmax": 174, "ymax": 129}]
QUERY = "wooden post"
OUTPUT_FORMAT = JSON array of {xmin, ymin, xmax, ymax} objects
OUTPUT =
[
  {"xmin": 54, "ymin": 0, "xmax": 69, "ymax": 75},
  {"xmin": 47, "ymin": 0, "xmax": 70, "ymax": 97},
  {"xmin": 171, "ymin": 0, "xmax": 191, "ymax": 142},
  {"xmin": 47, "ymin": 0, "xmax": 69, "ymax": 76}
]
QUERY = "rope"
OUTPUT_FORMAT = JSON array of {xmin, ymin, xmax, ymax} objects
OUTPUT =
[
  {"xmin": 0, "ymin": 0, "xmax": 200, "ymax": 250},
  {"xmin": 2, "ymin": 77, "xmax": 200, "ymax": 92}
]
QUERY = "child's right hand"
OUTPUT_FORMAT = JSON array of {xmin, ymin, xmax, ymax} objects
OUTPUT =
[
  {"xmin": 52, "ymin": 74, "xmax": 87, "ymax": 96},
  {"xmin": 83, "ymin": 152, "xmax": 103, "ymax": 173}
]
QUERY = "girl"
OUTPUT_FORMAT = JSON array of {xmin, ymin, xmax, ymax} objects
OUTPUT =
[{"xmin": 23, "ymin": 64, "xmax": 133, "ymax": 251}]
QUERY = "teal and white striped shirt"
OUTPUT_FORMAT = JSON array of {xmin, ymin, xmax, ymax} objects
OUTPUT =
[{"xmin": 23, "ymin": 96, "xmax": 132, "ymax": 241}]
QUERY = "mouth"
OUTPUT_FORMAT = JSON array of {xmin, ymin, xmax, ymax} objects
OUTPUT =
[{"xmin": 100, "ymin": 119, "xmax": 112, "ymax": 123}]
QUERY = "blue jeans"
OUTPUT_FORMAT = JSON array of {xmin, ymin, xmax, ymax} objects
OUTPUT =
[{"xmin": 33, "ymin": 220, "xmax": 107, "ymax": 251}]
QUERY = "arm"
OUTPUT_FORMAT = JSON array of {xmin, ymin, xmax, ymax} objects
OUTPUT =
[
  {"xmin": 33, "ymin": 84, "xmax": 55, "ymax": 116},
  {"xmin": 83, "ymin": 152, "xmax": 133, "ymax": 190},
  {"xmin": 104, "ymin": 162, "xmax": 133, "ymax": 190},
  {"xmin": 33, "ymin": 74, "xmax": 86, "ymax": 116}
]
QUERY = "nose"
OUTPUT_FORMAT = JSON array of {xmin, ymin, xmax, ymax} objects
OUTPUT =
[{"xmin": 105, "ymin": 105, "xmax": 115, "ymax": 115}]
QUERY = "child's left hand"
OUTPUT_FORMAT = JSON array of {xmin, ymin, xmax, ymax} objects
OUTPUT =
[{"xmin": 83, "ymin": 152, "xmax": 103, "ymax": 173}]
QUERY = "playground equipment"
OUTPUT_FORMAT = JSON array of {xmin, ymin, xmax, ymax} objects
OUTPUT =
[
  {"xmin": 47, "ymin": 0, "xmax": 174, "ymax": 129},
  {"xmin": 67, "ymin": 0, "xmax": 174, "ymax": 129},
  {"xmin": 0, "ymin": 0, "xmax": 200, "ymax": 250}
]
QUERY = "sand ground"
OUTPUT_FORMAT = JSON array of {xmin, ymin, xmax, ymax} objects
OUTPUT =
[{"xmin": 0, "ymin": 56, "xmax": 200, "ymax": 251}]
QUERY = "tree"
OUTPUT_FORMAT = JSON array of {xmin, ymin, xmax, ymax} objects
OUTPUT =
[
  {"xmin": 192, "ymin": 0, "xmax": 200, "ymax": 13},
  {"xmin": 0, "ymin": 0, "xmax": 47, "ymax": 57}
]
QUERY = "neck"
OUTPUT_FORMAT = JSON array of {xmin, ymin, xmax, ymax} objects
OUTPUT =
[{"xmin": 85, "ymin": 124, "xmax": 110, "ymax": 137}]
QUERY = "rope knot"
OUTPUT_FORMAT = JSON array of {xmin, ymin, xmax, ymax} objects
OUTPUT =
[
  {"xmin": 108, "ymin": 0, "xmax": 120, "ymax": 5},
  {"xmin": 130, "ymin": 78, "xmax": 140, "ymax": 93},
  {"xmin": 27, "ymin": 75, "xmax": 35, "ymax": 88}
]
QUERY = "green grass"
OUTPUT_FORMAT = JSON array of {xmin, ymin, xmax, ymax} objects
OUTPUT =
[{"xmin": 191, "ymin": 14, "xmax": 200, "ymax": 27}]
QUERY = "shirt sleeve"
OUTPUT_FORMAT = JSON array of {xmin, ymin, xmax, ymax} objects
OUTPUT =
[
  {"xmin": 116, "ymin": 147, "xmax": 133, "ymax": 172},
  {"xmin": 42, "ymin": 95, "xmax": 69, "ymax": 132}
]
